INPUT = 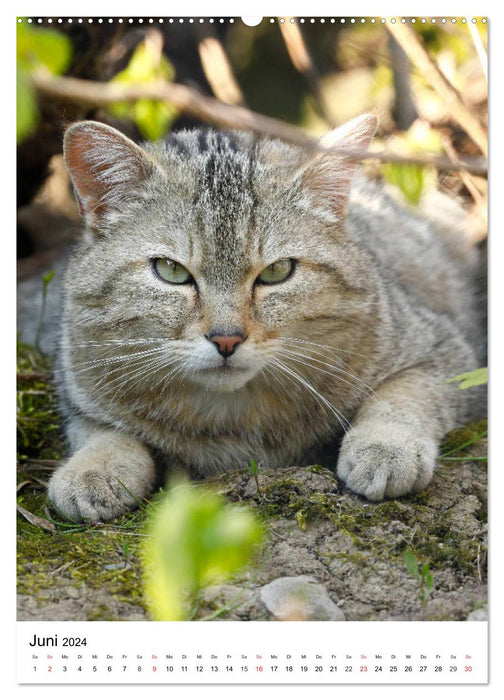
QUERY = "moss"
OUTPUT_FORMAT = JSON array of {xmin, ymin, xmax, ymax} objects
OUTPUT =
[
  {"xmin": 440, "ymin": 420, "xmax": 487, "ymax": 456},
  {"xmin": 17, "ymin": 504, "xmax": 151, "ymax": 615},
  {"xmin": 17, "ymin": 340, "xmax": 63, "ymax": 461}
]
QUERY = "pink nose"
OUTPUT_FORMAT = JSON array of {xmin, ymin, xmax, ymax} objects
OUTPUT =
[{"xmin": 209, "ymin": 334, "xmax": 244, "ymax": 358}]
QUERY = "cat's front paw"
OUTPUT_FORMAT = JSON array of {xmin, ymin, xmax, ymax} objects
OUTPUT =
[
  {"xmin": 336, "ymin": 420, "xmax": 437, "ymax": 501},
  {"xmin": 47, "ymin": 434, "xmax": 156, "ymax": 522}
]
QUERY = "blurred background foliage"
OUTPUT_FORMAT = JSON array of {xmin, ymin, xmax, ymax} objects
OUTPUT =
[{"xmin": 17, "ymin": 16, "xmax": 487, "ymax": 266}]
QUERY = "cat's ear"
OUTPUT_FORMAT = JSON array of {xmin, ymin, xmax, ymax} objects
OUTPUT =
[
  {"xmin": 63, "ymin": 121, "xmax": 155, "ymax": 229},
  {"xmin": 303, "ymin": 113, "xmax": 378, "ymax": 222}
]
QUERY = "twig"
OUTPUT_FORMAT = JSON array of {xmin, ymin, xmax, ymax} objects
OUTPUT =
[
  {"xmin": 343, "ymin": 147, "xmax": 487, "ymax": 175},
  {"xmin": 31, "ymin": 72, "xmax": 487, "ymax": 174},
  {"xmin": 17, "ymin": 372, "xmax": 52, "ymax": 382},
  {"xmin": 196, "ymin": 26, "xmax": 246, "ymax": 106},
  {"xmin": 441, "ymin": 135, "xmax": 486, "ymax": 204},
  {"xmin": 19, "ymin": 458, "xmax": 60, "ymax": 467},
  {"xmin": 388, "ymin": 35, "xmax": 417, "ymax": 130},
  {"xmin": 278, "ymin": 18, "xmax": 335, "ymax": 126},
  {"xmin": 386, "ymin": 21, "xmax": 487, "ymax": 156},
  {"xmin": 468, "ymin": 21, "xmax": 488, "ymax": 84}
]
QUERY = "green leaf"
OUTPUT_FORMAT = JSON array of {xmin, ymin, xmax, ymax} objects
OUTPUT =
[
  {"xmin": 142, "ymin": 480, "xmax": 264, "ymax": 620},
  {"xmin": 17, "ymin": 68, "xmax": 38, "ymax": 143},
  {"xmin": 42, "ymin": 269, "xmax": 55, "ymax": 289},
  {"xmin": 445, "ymin": 367, "xmax": 488, "ymax": 390},
  {"xmin": 404, "ymin": 549, "xmax": 419, "ymax": 580},
  {"xmin": 425, "ymin": 572, "xmax": 434, "ymax": 592}
]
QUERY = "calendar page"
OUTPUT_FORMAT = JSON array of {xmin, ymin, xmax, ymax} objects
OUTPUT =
[{"xmin": 15, "ymin": 7, "xmax": 489, "ymax": 689}]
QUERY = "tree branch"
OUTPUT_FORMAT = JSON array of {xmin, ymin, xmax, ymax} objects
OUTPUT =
[{"xmin": 31, "ymin": 72, "xmax": 487, "ymax": 175}]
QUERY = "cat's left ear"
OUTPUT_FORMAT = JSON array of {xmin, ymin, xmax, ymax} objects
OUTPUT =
[
  {"xmin": 64, "ymin": 120, "xmax": 156, "ymax": 229},
  {"xmin": 303, "ymin": 113, "xmax": 378, "ymax": 223}
]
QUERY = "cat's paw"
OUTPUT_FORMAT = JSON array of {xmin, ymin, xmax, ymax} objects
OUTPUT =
[
  {"xmin": 47, "ymin": 434, "xmax": 156, "ymax": 522},
  {"xmin": 336, "ymin": 420, "xmax": 437, "ymax": 501}
]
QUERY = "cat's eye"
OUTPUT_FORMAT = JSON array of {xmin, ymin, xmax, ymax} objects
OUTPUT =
[
  {"xmin": 152, "ymin": 258, "xmax": 193, "ymax": 284},
  {"xmin": 256, "ymin": 259, "xmax": 295, "ymax": 285}
]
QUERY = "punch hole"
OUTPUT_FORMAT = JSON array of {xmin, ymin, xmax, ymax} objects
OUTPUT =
[{"xmin": 241, "ymin": 16, "xmax": 262, "ymax": 26}]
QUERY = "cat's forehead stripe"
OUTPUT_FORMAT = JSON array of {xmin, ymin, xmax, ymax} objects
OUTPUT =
[{"xmin": 192, "ymin": 131, "xmax": 258, "ymax": 284}]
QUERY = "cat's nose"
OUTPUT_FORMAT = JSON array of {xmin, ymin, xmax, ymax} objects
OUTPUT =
[{"xmin": 207, "ymin": 333, "xmax": 245, "ymax": 358}]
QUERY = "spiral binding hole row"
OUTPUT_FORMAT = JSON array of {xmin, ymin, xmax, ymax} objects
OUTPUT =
[{"xmin": 17, "ymin": 17, "xmax": 487, "ymax": 25}]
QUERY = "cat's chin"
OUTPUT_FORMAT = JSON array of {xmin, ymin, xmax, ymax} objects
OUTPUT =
[{"xmin": 188, "ymin": 366, "xmax": 258, "ymax": 393}]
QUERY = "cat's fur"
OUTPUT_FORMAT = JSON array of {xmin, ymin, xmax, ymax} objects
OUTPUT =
[{"xmin": 47, "ymin": 114, "xmax": 484, "ymax": 522}]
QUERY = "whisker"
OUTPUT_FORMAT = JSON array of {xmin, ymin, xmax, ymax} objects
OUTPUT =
[
  {"xmin": 104, "ymin": 356, "xmax": 183, "ymax": 402},
  {"xmin": 278, "ymin": 348, "xmax": 374, "ymax": 401},
  {"xmin": 284, "ymin": 337, "xmax": 372, "ymax": 361},
  {"xmin": 94, "ymin": 352, "xmax": 171, "ymax": 393},
  {"xmin": 269, "ymin": 357, "xmax": 353, "ymax": 438},
  {"xmin": 58, "ymin": 346, "xmax": 176, "ymax": 375},
  {"xmin": 58, "ymin": 337, "xmax": 169, "ymax": 349},
  {"xmin": 279, "ymin": 344, "xmax": 384, "ymax": 405}
]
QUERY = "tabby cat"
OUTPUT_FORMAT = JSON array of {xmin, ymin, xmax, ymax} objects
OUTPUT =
[{"xmin": 47, "ymin": 114, "xmax": 483, "ymax": 521}]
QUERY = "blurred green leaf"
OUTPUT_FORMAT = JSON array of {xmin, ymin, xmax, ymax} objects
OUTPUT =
[
  {"xmin": 404, "ymin": 549, "xmax": 419, "ymax": 580},
  {"xmin": 142, "ymin": 480, "xmax": 264, "ymax": 620},
  {"xmin": 16, "ymin": 22, "xmax": 73, "ymax": 143},
  {"xmin": 17, "ymin": 22, "xmax": 72, "ymax": 74},
  {"xmin": 296, "ymin": 510, "xmax": 307, "ymax": 531},
  {"xmin": 446, "ymin": 367, "xmax": 488, "ymax": 390},
  {"xmin": 109, "ymin": 38, "xmax": 178, "ymax": 140},
  {"xmin": 383, "ymin": 121, "xmax": 443, "ymax": 206},
  {"xmin": 384, "ymin": 162, "xmax": 426, "ymax": 206},
  {"xmin": 133, "ymin": 98, "xmax": 178, "ymax": 141},
  {"xmin": 17, "ymin": 69, "xmax": 38, "ymax": 143}
]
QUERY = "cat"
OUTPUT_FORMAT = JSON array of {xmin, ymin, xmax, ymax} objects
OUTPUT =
[{"xmin": 46, "ymin": 113, "xmax": 484, "ymax": 522}]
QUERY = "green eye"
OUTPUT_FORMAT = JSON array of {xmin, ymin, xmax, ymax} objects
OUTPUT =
[
  {"xmin": 152, "ymin": 258, "xmax": 193, "ymax": 284},
  {"xmin": 256, "ymin": 259, "xmax": 294, "ymax": 285}
]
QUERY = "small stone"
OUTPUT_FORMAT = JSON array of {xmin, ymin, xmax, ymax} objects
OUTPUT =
[
  {"xmin": 61, "ymin": 585, "xmax": 81, "ymax": 599},
  {"xmin": 467, "ymin": 606, "xmax": 488, "ymax": 621},
  {"xmin": 260, "ymin": 575, "xmax": 345, "ymax": 621}
]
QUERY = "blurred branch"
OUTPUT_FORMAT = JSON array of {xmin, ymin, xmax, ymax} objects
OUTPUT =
[
  {"xmin": 468, "ymin": 22, "xmax": 488, "ymax": 84},
  {"xmin": 32, "ymin": 70, "xmax": 310, "ymax": 144},
  {"xmin": 196, "ymin": 26, "xmax": 246, "ymax": 107},
  {"xmin": 442, "ymin": 135, "xmax": 486, "ymax": 204},
  {"xmin": 349, "ymin": 148, "xmax": 486, "ymax": 175},
  {"xmin": 278, "ymin": 18, "xmax": 335, "ymax": 127},
  {"xmin": 388, "ymin": 35, "xmax": 417, "ymax": 130},
  {"xmin": 31, "ymin": 71, "xmax": 487, "ymax": 174},
  {"xmin": 386, "ymin": 21, "xmax": 487, "ymax": 156}
]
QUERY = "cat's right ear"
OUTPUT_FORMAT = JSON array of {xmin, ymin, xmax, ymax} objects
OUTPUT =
[
  {"xmin": 302, "ymin": 113, "xmax": 378, "ymax": 225},
  {"xmin": 63, "ymin": 121, "xmax": 155, "ymax": 229}
]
